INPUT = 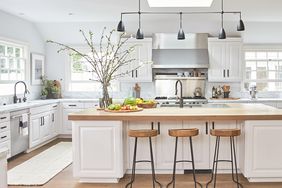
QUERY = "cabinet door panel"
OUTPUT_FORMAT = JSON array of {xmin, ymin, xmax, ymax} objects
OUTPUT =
[
  {"xmin": 183, "ymin": 121, "xmax": 210, "ymax": 169},
  {"xmin": 63, "ymin": 109, "xmax": 83, "ymax": 134},
  {"xmin": 156, "ymin": 121, "xmax": 183, "ymax": 170},
  {"xmin": 226, "ymin": 42, "xmax": 242, "ymax": 81},
  {"xmin": 209, "ymin": 121, "xmax": 238, "ymax": 170},
  {"xmin": 30, "ymin": 117, "xmax": 41, "ymax": 148},
  {"xmin": 208, "ymin": 42, "xmax": 225, "ymax": 81},
  {"xmin": 127, "ymin": 121, "xmax": 156, "ymax": 170}
]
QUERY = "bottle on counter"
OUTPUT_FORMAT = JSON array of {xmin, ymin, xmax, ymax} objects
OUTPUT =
[
  {"xmin": 133, "ymin": 83, "xmax": 141, "ymax": 98},
  {"xmin": 212, "ymin": 86, "xmax": 216, "ymax": 98}
]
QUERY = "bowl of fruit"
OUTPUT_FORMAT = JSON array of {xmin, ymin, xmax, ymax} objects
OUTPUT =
[{"xmin": 136, "ymin": 98, "xmax": 157, "ymax": 108}]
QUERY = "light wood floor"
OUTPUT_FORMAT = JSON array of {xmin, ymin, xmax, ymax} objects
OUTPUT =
[{"xmin": 7, "ymin": 139, "xmax": 282, "ymax": 188}]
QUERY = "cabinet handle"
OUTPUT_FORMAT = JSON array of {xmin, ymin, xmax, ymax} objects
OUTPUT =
[
  {"xmin": 43, "ymin": 117, "xmax": 45, "ymax": 125},
  {"xmin": 205, "ymin": 122, "xmax": 208, "ymax": 135},
  {"xmin": 0, "ymin": 126, "xmax": 7, "ymax": 129},
  {"xmin": 132, "ymin": 70, "xmax": 134, "ymax": 78},
  {"xmin": 212, "ymin": 122, "xmax": 215, "ymax": 129},
  {"xmin": 0, "ymin": 117, "xmax": 7, "ymax": 120},
  {"xmin": 223, "ymin": 70, "xmax": 226, "ymax": 77},
  {"xmin": 227, "ymin": 69, "xmax": 230, "ymax": 77},
  {"xmin": 157, "ymin": 122, "xmax": 160, "ymax": 135},
  {"xmin": 68, "ymin": 104, "xmax": 77, "ymax": 107},
  {"xmin": 151, "ymin": 122, "xmax": 154, "ymax": 130},
  {"xmin": 0, "ymin": 136, "xmax": 7, "ymax": 139},
  {"xmin": 40, "ymin": 117, "xmax": 42, "ymax": 126},
  {"xmin": 53, "ymin": 105, "xmax": 58, "ymax": 108},
  {"xmin": 52, "ymin": 114, "xmax": 54, "ymax": 122},
  {"xmin": 135, "ymin": 70, "xmax": 138, "ymax": 78}
]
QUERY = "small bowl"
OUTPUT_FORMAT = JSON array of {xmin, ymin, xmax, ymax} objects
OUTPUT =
[{"xmin": 137, "ymin": 103, "xmax": 157, "ymax": 108}]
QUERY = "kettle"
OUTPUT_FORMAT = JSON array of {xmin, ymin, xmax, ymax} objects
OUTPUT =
[{"xmin": 194, "ymin": 87, "xmax": 202, "ymax": 97}]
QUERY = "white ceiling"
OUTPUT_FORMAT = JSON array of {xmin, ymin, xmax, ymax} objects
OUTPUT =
[{"xmin": 0, "ymin": 0, "xmax": 282, "ymax": 23}]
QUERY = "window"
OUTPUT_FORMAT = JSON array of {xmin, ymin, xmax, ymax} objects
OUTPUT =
[
  {"xmin": 0, "ymin": 39, "xmax": 27, "ymax": 95},
  {"xmin": 67, "ymin": 53, "xmax": 119, "ymax": 92},
  {"xmin": 244, "ymin": 50, "xmax": 282, "ymax": 91}
]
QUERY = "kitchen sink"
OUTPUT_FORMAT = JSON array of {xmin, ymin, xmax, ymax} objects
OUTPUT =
[{"xmin": 160, "ymin": 103, "xmax": 230, "ymax": 108}]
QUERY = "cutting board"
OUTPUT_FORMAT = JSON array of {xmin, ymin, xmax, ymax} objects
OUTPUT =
[{"xmin": 210, "ymin": 97, "xmax": 240, "ymax": 100}]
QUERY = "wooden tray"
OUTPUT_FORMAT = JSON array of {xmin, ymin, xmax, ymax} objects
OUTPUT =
[
  {"xmin": 137, "ymin": 103, "xmax": 157, "ymax": 108},
  {"xmin": 104, "ymin": 108, "xmax": 143, "ymax": 113}
]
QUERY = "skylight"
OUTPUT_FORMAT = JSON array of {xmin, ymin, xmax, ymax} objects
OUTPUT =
[{"xmin": 147, "ymin": 0, "xmax": 214, "ymax": 7}]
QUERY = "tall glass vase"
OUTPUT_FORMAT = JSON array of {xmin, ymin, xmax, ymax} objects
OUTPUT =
[{"xmin": 99, "ymin": 83, "xmax": 112, "ymax": 109}]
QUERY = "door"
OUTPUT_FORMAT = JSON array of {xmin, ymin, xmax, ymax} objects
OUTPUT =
[
  {"xmin": 30, "ymin": 115, "xmax": 41, "ymax": 148},
  {"xmin": 225, "ymin": 42, "xmax": 242, "ymax": 82},
  {"xmin": 155, "ymin": 121, "xmax": 183, "ymax": 170},
  {"xmin": 208, "ymin": 41, "xmax": 225, "ymax": 82},
  {"xmin": 183, "ymin": 121, "xmax": 210, "ymax": 170},
  {"xmin": 209, "ymin": 121, "xmax": 238, "ymax": 170},
  {"xmin": 40, "ymin": 114, "xmax": 50, "ymax": 141},
  {"xmin": 127, "ymin": 121, "xmax": 156, "ymax": 170}
]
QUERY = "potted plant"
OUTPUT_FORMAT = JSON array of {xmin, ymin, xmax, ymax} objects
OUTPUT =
[{"xmin": 47, "ymin": 28, "xmax": 141, "ymax": 108}]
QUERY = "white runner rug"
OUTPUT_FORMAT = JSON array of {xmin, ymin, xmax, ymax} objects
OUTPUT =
[{"xmin": 8, "ymin": 142, "xmax": 72, "ymax": 186}]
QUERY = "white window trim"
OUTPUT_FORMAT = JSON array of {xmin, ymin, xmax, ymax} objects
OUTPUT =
[
  {"xmin": 64, "ymin": 45, "xmax": 120, "ymax": 92},
  {"xmin": 242, "ymin": 44, "xmax": 282, "ymax": 92},
  {"xmin": 0, "ymin": 36, "xmax": 30, "ymax": 84}
]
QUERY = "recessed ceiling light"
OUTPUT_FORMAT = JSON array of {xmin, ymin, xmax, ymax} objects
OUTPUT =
[
  {"xmin": 68, "ymin": 13, "xmax": 74, "ymax": 16},
  {"xmin": 147, "ymin": 0, "xmax": 214, "ymax": 7}
]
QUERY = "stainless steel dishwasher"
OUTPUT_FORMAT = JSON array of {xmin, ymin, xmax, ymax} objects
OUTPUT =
[{"xmin": 10, "ymin": 109, "xmax": 29, "ymax": 157}]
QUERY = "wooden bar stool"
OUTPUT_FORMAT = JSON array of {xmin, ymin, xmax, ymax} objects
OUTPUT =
[
  {"xmin": 206, "ymin": 129, "xmax": 243, "ymax": 188},
  {"xmin": 167, "ymin": 129, "xmax": 202, "ymax": 188},
  {"xmin": 126, "ymin": 129, "xmax": 162, "ymax": 188}
]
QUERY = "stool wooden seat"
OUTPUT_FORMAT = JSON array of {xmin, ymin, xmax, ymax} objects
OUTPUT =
[
  {"xmin": 210, "ymin": 128, "xmax": 241, "ymax": 137},
  {"xmin": 168, "ymin": 128, "xmax": 199, "ymax": 137},
  {"xmin": 128, "ymin": 129, "xmax": 158, "ymax": 138}
]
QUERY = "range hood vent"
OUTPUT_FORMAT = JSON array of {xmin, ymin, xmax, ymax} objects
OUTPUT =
[{"xmin": 152, "ymin": 33, "xmax": 209, "ymax": 69}]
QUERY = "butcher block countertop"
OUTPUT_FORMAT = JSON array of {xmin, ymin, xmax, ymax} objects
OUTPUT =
[{"xmin": 68, "ymin": 103, "xmax": 282, "ymax": 121}]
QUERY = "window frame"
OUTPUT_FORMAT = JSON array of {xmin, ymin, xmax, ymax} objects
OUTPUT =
[
  {"xmin": 0, "ymin": 37, "xmax": 29, "ymax": 84},
  {"xmin": 243, "ymin": 45, "xmax": 282, "ymax": 92},
  {"xmin": 65, "ymin": 46, "xmax": 120, "ymax": 92}
]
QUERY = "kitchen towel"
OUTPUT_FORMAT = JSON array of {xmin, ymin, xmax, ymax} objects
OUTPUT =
[{"xmin": 20, "ymin": 113, "xmax": 29, "ymax": 136}]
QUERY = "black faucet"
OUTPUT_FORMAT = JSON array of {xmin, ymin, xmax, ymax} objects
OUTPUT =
[
  {"xmin": 13, "ymin": 81, "xmax": 29, "ymax": 103},
  {"xmin": 175, "ymin": 80, "xmax": 184, "ymax": 108}
]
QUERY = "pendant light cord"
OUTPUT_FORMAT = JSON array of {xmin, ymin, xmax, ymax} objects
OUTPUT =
[
  {"xmin": 138, "ymin": 0, "xmax": 141, "ymax": 29},
  {"xmin": 221, "ymin": 0, "xmax": 224, "ymax": 28},
  {"xmin": 180, "ymin": 12, "xmax": 183, "ymax": 29}
]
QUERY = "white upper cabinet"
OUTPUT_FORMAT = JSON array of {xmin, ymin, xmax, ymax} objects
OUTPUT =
[
  {"xmin": 208, "ymin": 38, "xmax": 242, "ymax": 82},
  {"xmin": 118, "ymin": 38, "xmax": 153, "ymax": 82}
]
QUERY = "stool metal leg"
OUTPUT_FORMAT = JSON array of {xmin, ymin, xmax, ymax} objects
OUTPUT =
[
  {"xmin": 149, "ymin": 137, "xmax": 162, "ymax": 188},
  {"xmin": 166, "ymin": 137, "xmax": 178, "ymax": 188},
  {"xmin": 206, "ymin": 136, "xmax": 220, "ymax": 188},
  {"xmin": 189, "ymin": 137, "xmax": 203, "ymax": 188},
  {"xmin": 125, "ymin": 137, "xmax": 138, "ymax": 188},
  {"xmin": 213, "ymin": 136, "xmax": 220, "ymax": 188},
  {"xmin": 230, "ymin": 137, "xmax": 243, "ymax": 188}
]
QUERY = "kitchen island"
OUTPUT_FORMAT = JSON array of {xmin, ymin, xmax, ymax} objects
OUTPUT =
[{"xmin": 69, "ymin": 103, "xmax": 282, "ymax": 183}]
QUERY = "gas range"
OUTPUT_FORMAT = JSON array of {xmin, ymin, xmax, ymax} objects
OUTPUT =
[{"xmin": 155, "ymin": 96, "xmax": 208, "ymax": 107}]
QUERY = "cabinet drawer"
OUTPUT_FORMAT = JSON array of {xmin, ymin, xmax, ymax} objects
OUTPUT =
[
  {"xmin": 0, "ymin": 131, "xmax": 10, "ymax": 143},
  {"xmin": 63, "ymin": 103, "xmax": 84, "ymax": 109},
  {"xmin": 0, "ymin": 140, "xmax": 11, "ymax": 158},
  {"xmin": 0, "ymin": 113, "xmax": 10, "ymax": 123},
  {"xmin": 84, "ymin": 102, "xmax": 99, "ymax": 109},
  {"xmin": 0, "ymin": 121, "xmax": 10, "ymax": 133}
]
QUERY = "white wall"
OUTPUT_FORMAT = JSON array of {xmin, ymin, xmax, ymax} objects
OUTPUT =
[{"xmin": 0, "ymin": 10, "xmax": 45, "ymax": 104}]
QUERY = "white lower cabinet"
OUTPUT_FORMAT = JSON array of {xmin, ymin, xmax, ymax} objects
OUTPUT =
[
  {"xmin": 183, "ymin": 121, "xmax": 210, "ymax": 170},
  {"xmin": 127, "ymin": 121, "xmax": 156, "ymax": 170},
  {"xmin": 73, "ymin": 121, "xmax": 124, "ymax": 183},
  {"xmin": 29, "ymin": 103, "xmax": 60, "ymax": 149},
  {"xmin": 243, "ymin": 120, "xmax": 282, "ymax": 182},
  {"xmin": 63, "ymin": 108, "xmax": 84, "ymax": 134},
  {"xmin": 0, "ymin": 149, "xmax": 7, "ymax": 188},
  {"xmin": 209, "ymin": 120, "xmax": 238, "ymax": 170},
  {"xmin": 30, "ymin": 112, "xmax": 51, "ymax": 148}
]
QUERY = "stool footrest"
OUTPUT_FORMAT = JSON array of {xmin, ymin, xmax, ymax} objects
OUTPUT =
[
  {"xmin": 215, "ymin": 159, "xmax": 232, "ymax": 163},
  {"xmin": 176, "ymin": 160, "xmax": 193, "ymax": 163},
  {"xmin": 135, "ymin": 160, "xmax": 152, "ymax": 163}
]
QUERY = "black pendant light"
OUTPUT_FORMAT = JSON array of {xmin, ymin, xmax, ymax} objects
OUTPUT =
[
  {"xmin": 177, "ymin": 12, "xmax": 185, "ymax": 40},
  {"xmin": 237, "ymin": 13, "xmax": 245, "ymax": 31},
  {"xmin": 218, "ymin": 0, "xmax": 226, "ymax": 39},
  {"xmin": 117, "ymin": 19, "xmax": 125, "ymax": 32},
  {"xmin": 136, "ymin": 0, "xmax": 144, "ymax": 39}
]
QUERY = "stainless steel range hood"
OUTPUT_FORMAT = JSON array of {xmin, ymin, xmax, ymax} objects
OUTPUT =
[{"xmin": 152, "ymin": 33, "xmax": 209, "ymax": 69}]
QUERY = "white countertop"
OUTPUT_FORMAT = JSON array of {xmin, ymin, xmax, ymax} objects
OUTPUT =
[{"xmin": 1, "ymin": 98, "xmax": 282, "ymax": 114}]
